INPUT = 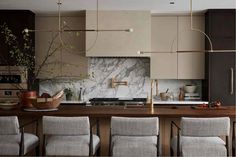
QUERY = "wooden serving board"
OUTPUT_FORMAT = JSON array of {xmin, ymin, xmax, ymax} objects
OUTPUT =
[{"xmin": 191, "ymin": 106, "xmax": 228, "ymax": 110}]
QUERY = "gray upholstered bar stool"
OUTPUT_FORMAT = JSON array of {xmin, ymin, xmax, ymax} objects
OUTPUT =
[
  {"xmin": 0, "ymin": 116, "xmax": 39, "ymax": 156},
  {"xmin": 233, "ymin": 121, "xmax": 236, "ymax": 156},
  {"xmin": 42, "ymin": 116, "xmax": 100, "ymax": 156},
  {"xmin": 110, "ymin": 116, "xmax": 160, "ymax": 157},
  {"xmin": 170, "ymin": 117, "xmax": 230, "ymax": 157}
]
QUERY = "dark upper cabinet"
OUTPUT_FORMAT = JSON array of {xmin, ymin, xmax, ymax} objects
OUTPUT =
[
  {"xmin": 0, "ymin": 10, "xmax": 35, "ymax": 65},
  {"xmin": 203, "ymin": 9, "xmax": 236, "ymax": 105},
  {"xmin": 205, "ymin": 9, "xmax": 235, "ymax": 50}
]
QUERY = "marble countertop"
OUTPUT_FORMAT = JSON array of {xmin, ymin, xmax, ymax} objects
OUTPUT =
[
  {"xmin": 61, "ymin": 101, "xmax": 87, "ymax": 104},
  {"xmin": 61, "ymin": 100, "xmax": 208, "ymax": 105},
  {"xmin": 153, "ymin": 100, "xmax": 208, "ymax": 104}
]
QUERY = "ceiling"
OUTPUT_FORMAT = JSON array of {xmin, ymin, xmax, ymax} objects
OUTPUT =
[{"xmin": 0, "ymin": 0, "xmax": 235, "ymax": 14}]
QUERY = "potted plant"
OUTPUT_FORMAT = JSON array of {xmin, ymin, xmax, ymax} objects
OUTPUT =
[
  {"xmin": 64, "ymin": 88, "xmax": 73, "ymax": 101},
  {"xmin": 0, "ymin": 23, "xmax": 61, "ymax": 108}
]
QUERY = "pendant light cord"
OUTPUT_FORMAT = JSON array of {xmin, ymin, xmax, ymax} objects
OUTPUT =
[
  {"xmin": 97, "ymin": 0, "xmax": 98, "ymax": 31},
  {"xmin": 190, "ymin": 0, "xmax": 213, "ymax": 52}
]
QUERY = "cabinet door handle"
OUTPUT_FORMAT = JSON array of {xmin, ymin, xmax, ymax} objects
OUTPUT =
[{"xmin": 230, "ymin": 68, "xmax": 234, "ymax": 95}]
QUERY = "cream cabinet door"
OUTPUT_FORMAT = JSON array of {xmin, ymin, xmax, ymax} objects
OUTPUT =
[
  {"xmin": 35, "ymin": 15, "xmax": 88, "ymax": 79},
  {"xmin": 178, "ymin": 16, "xmax": 205, "ymax": 51},
  {"xmin": 177, "ymin": 53, "xmax": 205, "ymax": 79},
  {"xmin": 177, "ymin": 16, "xmax": 205, "ymax": 79},
  {"xmin": 86, "ymin": 11, "xmax": 151, "ymax": 57},
  {"xmin": 150, "ymin": 16, "xmax": 178, "ymax": 79},
  {"xmin": 151, "ymin": 53, "xmax": 177, "ymax": 79},
  {"xmin": 151, "ymin": 16, "xmax": 177, "ymax": 52}
]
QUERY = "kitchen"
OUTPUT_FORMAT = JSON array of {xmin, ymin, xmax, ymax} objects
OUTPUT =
[{"xmin": 0, "ymin": 0, "xmax": 235, "ymax": 156}]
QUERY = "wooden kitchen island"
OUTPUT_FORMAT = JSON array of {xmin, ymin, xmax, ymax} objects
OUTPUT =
[
  {"xmin": 0, "ymin": 105, "xmax": 235, "ymax": 117},
  {"xmin": 0, "ymin": 105, "xmax": 235, "ymax": 156}
]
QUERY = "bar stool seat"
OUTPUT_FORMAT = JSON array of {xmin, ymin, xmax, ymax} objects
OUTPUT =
[
  {"xmin": 171, "ymin": 136, "xmax": 226, "ymax": 156},
  {"xmin": 0, "ymin": 133, "xmax": 38, "ymax": 155},
  {"xmin": 170, "ymin": 117, "xmax": 230, "ymax": 157},
  {"xmin": 43, "ymin": 116, "xmax": 100, "ymax": 156},
  {"xmin": 45, "ymin": 134, "xmax": 100, "ymax": 156},
  {"xmin": 110, "ymin": 116, "xmax": 160, "ymax": 157},
  {"xmin": 112, "ymin": 136, "xmax": 158, "ymax": 157},
  {"xmin": 233, "ymin": 121, "xmax": 236, "ymax": 156},
  {"xmin": 0, "ymin": 116, "xmax": 39, "ymax": 156}
]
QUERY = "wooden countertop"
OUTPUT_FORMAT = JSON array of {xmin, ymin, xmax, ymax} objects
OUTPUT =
[{"xmin": 0, "ymin": 105, "xmax": 235, "ymax": 118}]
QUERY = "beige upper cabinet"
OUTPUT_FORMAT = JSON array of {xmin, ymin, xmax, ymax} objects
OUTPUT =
[
  {"xmin": 35, "ymin": 14, "xmax": 88, "ymax": 79},
  {"xmin": 151, "ymin": 16, "xmax": 177, "ymax": 52},
  {"xmin": 150, "ymin": 16, "xmax": 178, "ymax": 79},
  {"xmin": 177, "ymin": 15, "xmax": 205, "ymax": 79},
  {"xmin": 177, "ymin": 16, "xmax": 205, "ymax": 52},
  {"xmin": 150, "ymin": 15, "xmax": 205, "ymax": 79},
  {"xmin": 86, "ymin": 11, "xmax": 151, "ymax": 57},
  {"xmin": 177, "ymin": 53, "xmax": 205, "ymax": 79},
  {"xmin": 151, "ymin": 53, "xmax": 177, "ymax": 79}
]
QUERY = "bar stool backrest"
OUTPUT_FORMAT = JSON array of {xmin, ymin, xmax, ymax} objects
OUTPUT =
[
  {"xmin": 0, "ymin": 116, "xmax": 19, "ymax": 135},
  {"xmin": 111, "ymin": 117, "xmax": 159, "ymax": 136},
  {"xmin": 43, "ymin": 116, "xmax": 90, "ymax": 135},
  {"xmin": 181, "ymin": 117, "xmax": 230, "ymax": 137}
]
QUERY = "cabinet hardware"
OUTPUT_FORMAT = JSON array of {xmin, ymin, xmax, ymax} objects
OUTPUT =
[{"xmin": 230, "ymin": 68, "xmax": 234, "ymax": 95}]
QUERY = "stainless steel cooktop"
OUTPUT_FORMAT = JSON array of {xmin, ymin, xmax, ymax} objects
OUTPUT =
[{"xmin": 89, "ymin": 98, "xmax": 147, "ymax": 106}]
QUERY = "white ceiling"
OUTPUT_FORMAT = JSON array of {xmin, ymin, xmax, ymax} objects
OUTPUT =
[{"xmin": 0, "ymin": 0, "xmax": 235, "ymax": 14}]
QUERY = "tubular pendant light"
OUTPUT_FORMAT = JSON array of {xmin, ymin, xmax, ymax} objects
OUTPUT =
[
  {"xmin": 24, "ymin": 0, "xmax": 134, "ymax": 56},
  {"xmin": 138, "ymin": 0, "xmax": 236, "ymax": 54},
  {"xmin": 24, "ymin": 0, "xmax": 133, "ymax": 41}
]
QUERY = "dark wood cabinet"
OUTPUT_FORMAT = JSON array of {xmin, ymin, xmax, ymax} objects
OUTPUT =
[
  {"xmin": 0, "ymin": 10, "xmax": 35, "ymax": 65},
  {"xmin": 203, "ymin": 9, "xmax": 236, "ymax": 105},
  {"xmin": 205, "ymin": 9, "xmax": 235, "ymax": 50},
  {"xmin": 207, "ymin": 52, "xmax": 235, "ymax": 105}
]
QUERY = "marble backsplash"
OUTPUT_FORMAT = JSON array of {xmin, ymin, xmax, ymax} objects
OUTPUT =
[{"xmin": 39, "ymin": 58, "xmax": 202, "ymax": 101}]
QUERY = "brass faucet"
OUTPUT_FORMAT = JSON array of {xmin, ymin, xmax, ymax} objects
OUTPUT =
[
  {"xmin": 155, "ymin": 79, "xmax": 158, "ymax": 96},
  {"xmin": 147, "ymin": 79, "xmax": 154, "ymax": 111},
  {"xmin": 111, "ymin": 77, "xmax": 128, "ymax": 88}
]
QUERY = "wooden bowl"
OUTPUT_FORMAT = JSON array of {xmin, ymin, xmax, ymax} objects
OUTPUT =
[{"xmin": 30, "ymin": 97, "xmax": 62, "ymax": 109}]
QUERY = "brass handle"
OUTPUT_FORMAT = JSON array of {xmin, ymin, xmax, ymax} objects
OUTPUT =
[
  {"xmin": 111, "ymin": 77, "xmax": 128, "ymax": 88},
  {"xmin": 230, "ymin": 68, "xmax": 234, "ymax": 95}
]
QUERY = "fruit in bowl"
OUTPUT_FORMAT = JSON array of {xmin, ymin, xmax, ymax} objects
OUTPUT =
[
  {"xmin": 30, "ymin": 90, "xmax": 64, "ymax": 109},
  {"xmin": 183, "ymin": 85, "xmax": 197, "ymax": 93},
  {"xmin": 40, "ymin": 93, "xmax": 52, "ymax": 98}
]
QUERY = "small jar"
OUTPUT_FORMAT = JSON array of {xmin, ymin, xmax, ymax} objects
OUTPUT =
[{"xmin": 179, "ymin": 88, "xmax": 184, "ymax": 101}]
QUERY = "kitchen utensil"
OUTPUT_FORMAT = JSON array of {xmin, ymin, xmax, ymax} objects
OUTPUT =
[{"xmin": 160, "ymin": 92, "xmax": 168, "ymax": 101}]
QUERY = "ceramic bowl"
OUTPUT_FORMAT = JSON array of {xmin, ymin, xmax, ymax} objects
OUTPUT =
[
  {"xmin": 0, "ymin": 102, "xmax": 18, "ymax": 110},
  {"xmin": 183, "ymin": 85, "xmax": 197, "ymax": 93}
]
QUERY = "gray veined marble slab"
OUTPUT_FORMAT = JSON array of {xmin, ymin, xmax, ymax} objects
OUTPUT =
[{"xmin": 39, "ymin": 58, "xmax": 202, "ymax": 101}]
